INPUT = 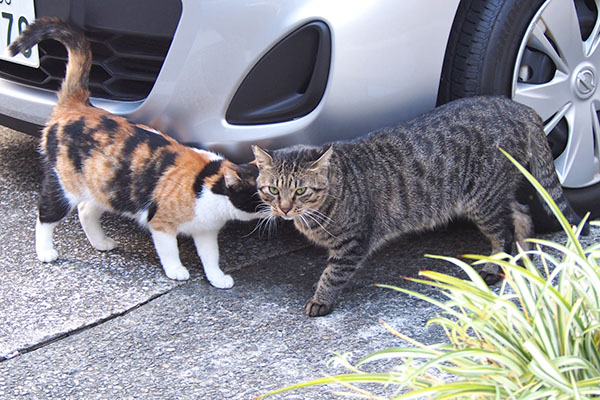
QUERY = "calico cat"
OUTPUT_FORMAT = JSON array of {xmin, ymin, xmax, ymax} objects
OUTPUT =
[
  {"xmin": 252, "ymin": 96, "xmax": 586, "ymax": 316},
  {"xmin": 10, "ymin": 17, "xmax": 263, "ymax": 288}
]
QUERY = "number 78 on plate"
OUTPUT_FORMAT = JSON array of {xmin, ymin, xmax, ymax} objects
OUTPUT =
[{"xmin": 0, "ymin": 0, "xmax": 40, "ymax": 68}]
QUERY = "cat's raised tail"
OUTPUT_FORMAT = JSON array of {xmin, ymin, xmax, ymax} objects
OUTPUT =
[{"xmin": 9, "ymin": 17, "xmax": 91, "ymax": 107}]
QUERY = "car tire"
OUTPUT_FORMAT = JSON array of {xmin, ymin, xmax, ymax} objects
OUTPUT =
[{"xmin": 438, "ymin": 0, "xmax": 600, "ymax": 227}]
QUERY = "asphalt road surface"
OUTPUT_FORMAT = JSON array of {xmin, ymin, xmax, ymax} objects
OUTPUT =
[{"xmin": 1, "ymin": 125, "xmax": 598, "ymax": 399}]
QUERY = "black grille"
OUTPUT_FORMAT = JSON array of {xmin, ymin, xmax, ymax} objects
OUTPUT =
[{"xmin": 0, "ymin": 30, "xmax": 172, "ymax": 101}]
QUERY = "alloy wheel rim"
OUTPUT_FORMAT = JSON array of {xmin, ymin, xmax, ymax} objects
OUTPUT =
[{"xmin": 512, "ymin": 0, "xmax": 600, "ymax": 188}]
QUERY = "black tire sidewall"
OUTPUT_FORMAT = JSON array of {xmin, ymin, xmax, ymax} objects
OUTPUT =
[
  {"xmin": 438, "ymin": 0, "xmax": 547, "ymax": 101},
  {"xmin": 476, "ymin": 0, "xmax": 546, "ymax": 95}
]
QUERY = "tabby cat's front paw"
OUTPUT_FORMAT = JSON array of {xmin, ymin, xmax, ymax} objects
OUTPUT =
[
  {"xmin": 208, "ymin": 274, "xmax": 234, "ymax": 289},
  {"xmin": 304, "ymin": 299, "xmax": 333, "ymax": 317},
  {"xmin": 164, "ymin": 265, "xmax": 190, "ymax": 281}
]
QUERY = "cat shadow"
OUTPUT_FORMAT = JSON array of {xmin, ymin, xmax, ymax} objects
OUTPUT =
[
  {"xmin": 237, "ymin": 221, "xmax": 491, "ymax": 314},
  {"xmin": 96, "ymin": 215, "xmax": 307, "ymax": 281}
]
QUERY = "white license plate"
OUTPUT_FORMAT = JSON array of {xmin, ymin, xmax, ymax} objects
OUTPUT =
[{"xmin": 0, "ymin": 0, "xmax": 38, "ymax": 68}]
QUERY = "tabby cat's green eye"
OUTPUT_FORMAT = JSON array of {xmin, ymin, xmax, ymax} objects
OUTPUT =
[
  {"xmin": 296, "ymin": 187, "xmax": 307, "ymax": 195},
  {"xmin": 268, "ymin": 186, "xmax": 280, "ymax": 195}
]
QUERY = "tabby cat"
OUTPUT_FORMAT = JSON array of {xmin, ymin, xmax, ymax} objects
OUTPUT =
[
  {"xmin": 10, "ymin": 17, "xmax": 262, "ymax": 288},
  {"xmin": 252, "ymin": 96, "xmax": 586, "ymax": 316}
]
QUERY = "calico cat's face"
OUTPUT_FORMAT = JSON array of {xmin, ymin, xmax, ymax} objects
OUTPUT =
[
  {"xmin": 221, "ymin": 162, "xmax": 263, "ymax": 215},
  {"xmin": 251, "ymin": 145, "xmax": 332, "ymax": 220}
]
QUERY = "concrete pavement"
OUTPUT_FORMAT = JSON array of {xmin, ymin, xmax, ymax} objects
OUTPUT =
[{"xmin": 1, "ymin": 126, "xmax": 598, "ymax": 399}]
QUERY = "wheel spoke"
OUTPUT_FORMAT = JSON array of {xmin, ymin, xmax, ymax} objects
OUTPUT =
[
  {"xmin": 529, "ymin": 20, "xmax": 569, "ymax": 73},
  {"xmin": 543, "ymin": 102, "xmax": 572, "ymax": 134},
  {"xmin": 554, "ymin": 102, "xmax": 599, "ymax": 187},
  {"xmin": 513, "ymin": 73, "xmax": 571, "ymax": 121},
  {"xmin": 539, "ymin": 0, "xmax": 585, "ymax": 67},
  {"xmin": 584, "ymin": 1, "xmax": 600, "ymax": 56}
]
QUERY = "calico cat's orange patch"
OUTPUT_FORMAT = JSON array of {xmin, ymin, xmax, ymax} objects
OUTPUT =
[{"xmin": 149, "ymin": 151, "xmax": 210, "ymax": 232}]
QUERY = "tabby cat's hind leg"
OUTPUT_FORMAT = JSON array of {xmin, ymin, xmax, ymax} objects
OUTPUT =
[
  {"xmin": 77, "ymin": 201, "xmax": 116, "ymax": 251},
  {"xmin": 470, "ymin": 204, "xmax": 516, "ymax": 285},
  {"xmin": 36, "ymin": 171, "xmax": 73, "ymax": 262},
  {"xmin": 511, "ymin": 201, "xmax": 533, "ymax": 251}
]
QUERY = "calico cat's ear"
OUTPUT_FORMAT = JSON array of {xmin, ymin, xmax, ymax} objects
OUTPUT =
[
  {"xmin": 308, "ymin": 145, "xmax": 333, "ymax": 172},
  {"xmin": 251, "ymin": 145, "xmax": 273, "ymax": 169},
  {"xmin": 223, "ymin": 166, "xmax": 242, "ymax": 188}
]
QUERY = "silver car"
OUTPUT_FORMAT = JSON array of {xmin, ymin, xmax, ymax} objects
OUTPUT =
[{"xmin": 0, "ymin": 0, "xmax": 598, "ymax": 217}]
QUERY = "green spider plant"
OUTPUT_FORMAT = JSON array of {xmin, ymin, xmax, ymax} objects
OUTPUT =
[{"xmin": 255, "ymin": 149, "xmax": 600, "ymax": 399}]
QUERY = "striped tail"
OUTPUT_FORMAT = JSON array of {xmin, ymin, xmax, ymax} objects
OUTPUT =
[
  {"xmin": 528, "ymin": 120, "xmax": 589, "ymax": 234},
  {"xmin": 8, "ymin": 17, "xmax": 91, "ymax": 106}
]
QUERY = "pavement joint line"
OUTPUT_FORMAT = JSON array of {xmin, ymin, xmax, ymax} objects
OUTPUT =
[
  {"xmin": 0, "ymin": 289, "xmax": 174, "ymax": 363},
  {"xmin": 0, "ymin": 243, "xmax": 312, "ymax": 363}
]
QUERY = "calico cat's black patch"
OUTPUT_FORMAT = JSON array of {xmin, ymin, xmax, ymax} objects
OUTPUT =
[
  {"xmin": 147, "ymin": 201, "xmax": 158, "ymax": 222},
  {"xmin": 63, "ymin": 117, "xmax": 86, "ymax": 137},
  {"xmin": 45, "ymin": 124, "xmax": 59, "ymax": 164},
  {"xmin": 225, "ymin": 181, "xmax": 261, "ymax": 213},
  {"xmin": 134, "ymin": 151, "xmax": 178, "ymax": 206},
  {"xmin": 223, "ymin": 164, "xmax": 261, "ymax": 214},
  {"xmin": 109, "ymin": 150, "xmax": 178, "ymax": 213},
  {"xmin": 64, "ymin": 117, "xmax": 99, "ymax": 171},
  {"xmin": 209, "ymin": 176, "xmax": 227, "ymax": 196},
  {"xmin": 137, "ymin": 127, "xmax": 171, "ymax": 149},
  {"xmin": 38, "ymin": 168, "xmax": 71, "ymax": 223},
  {"xmin": 193, "ymin": 160, "xmax": 222, "ymax": 195},
  {"xmin": 99, "ymin": 116, "xmax": 119, "ymax": 132}
]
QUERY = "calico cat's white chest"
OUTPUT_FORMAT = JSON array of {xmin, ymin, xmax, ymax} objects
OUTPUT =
[{"xmin": 178, "ymin": 189, "xmax": 243, "ymax": 234}]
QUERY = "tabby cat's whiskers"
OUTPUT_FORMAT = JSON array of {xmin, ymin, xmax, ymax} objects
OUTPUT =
[
  {"xmin": 297, "ymin": 214, "xmax": 312, "ymax": 233},
  {"xmin": 305, "ymin": 207, "xmax": 333, "ymax": 224},
  {"xmin": 302, "ymin": 211, "xmax": 337, "ymax": 239},
  {"xmin": 247, "ymin": 205, "xmax": 277, "ymax": 238}
]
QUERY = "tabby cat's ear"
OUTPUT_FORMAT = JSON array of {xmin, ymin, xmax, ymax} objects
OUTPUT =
[
  {"xmin": 308, "ymin": 145, "xmax": 333, "ymax": 172},
  {"xmin": 251, "ymin": 145, "xmax": 273, "ymax": 169}
]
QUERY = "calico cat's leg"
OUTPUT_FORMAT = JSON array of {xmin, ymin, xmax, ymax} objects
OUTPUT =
[
  {"xmin": 77, "ymin": 201, "xmax": 116, "ymax": 251},
  {"xmin": 192, "ymin": 230, "xmax": 233, "ymax": 289},
  {"xmin": 306, "ymin": 242, "xmax": 367, "ymax": 317},
  {"xmin": 36, "ymin": 170, "xmax": 73, "ymax": 262},
  {"xmin": 36, "ymin": 219, "xmax": 60, "ymax": 262},
  {"xmin": 150, "ymin": 229, "xmax": 190, "ymax": 280}
]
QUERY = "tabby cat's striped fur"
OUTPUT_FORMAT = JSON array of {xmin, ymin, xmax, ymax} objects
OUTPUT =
[
  {"xmin": 11, "ymin": 17, "xmax": 262, "ymax": 287},
  {"xmin": 253, "ymin": 96, "xmax": 586, "ymax": 316}
]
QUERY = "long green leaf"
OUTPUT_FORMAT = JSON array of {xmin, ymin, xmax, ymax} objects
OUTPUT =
[{"xmin": 255, "ymin": 373, "xmax": 400, "ymax": 399}]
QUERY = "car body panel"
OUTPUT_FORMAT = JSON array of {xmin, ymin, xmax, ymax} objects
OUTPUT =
[{"xmin": 0, "ymin": 0, "xmax": 461, "ymax": 161}]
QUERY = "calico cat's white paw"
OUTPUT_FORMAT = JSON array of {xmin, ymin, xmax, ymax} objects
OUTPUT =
[
  {"xmin": 37, "ymin": 249, "xmax": 58, "ymax": 263},
  {"xmin": 164, "ymin": 265, "xmax": 190, "ymax": 281},
  {"xmin": 92, "ymin": 237, "xmax": 117, "ymax": 251},
  {"xmin": 208, "ymin": 274, "xmax": 234, "ymax": 289}
]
